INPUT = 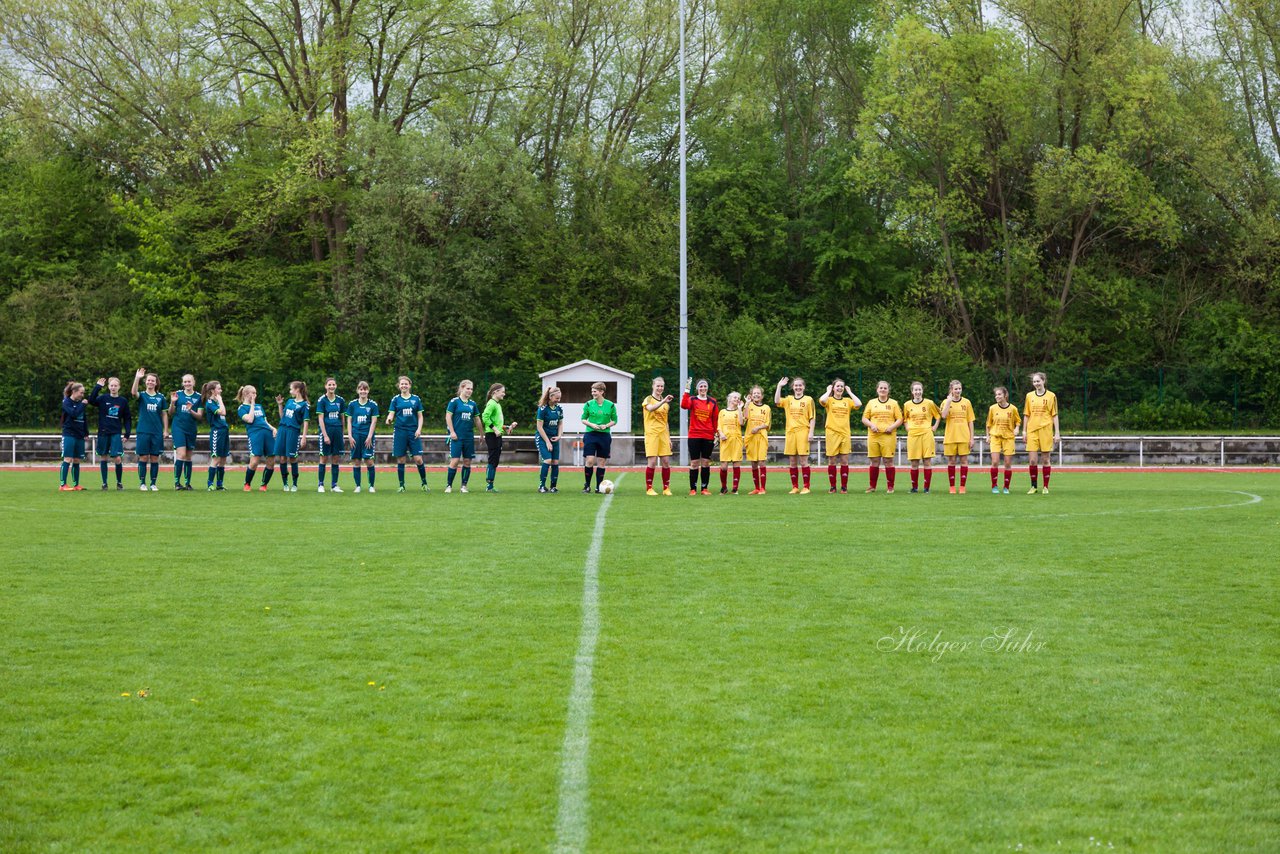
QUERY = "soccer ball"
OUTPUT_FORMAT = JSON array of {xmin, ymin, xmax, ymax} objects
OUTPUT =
[{"xmin": 599, "ymin": 479, "xmax": 615, "ymax": 494}]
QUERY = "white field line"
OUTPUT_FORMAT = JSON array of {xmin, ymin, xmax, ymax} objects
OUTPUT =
[
  {"xmin": 902, "ymin": 490, "xmax": 1263, "ymax": 523},
  {"xmin": 553, "ymin": 474, "xmax": 622, "ymax": 854}
]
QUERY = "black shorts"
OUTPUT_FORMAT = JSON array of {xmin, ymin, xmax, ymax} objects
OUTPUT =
[
  {"xmin": 687, "ymin": 437, "xmax": 715, "ymax": 459},
  {"xmin": 583, "ymin": 431, "xmax": 611, "ymax": 460}
]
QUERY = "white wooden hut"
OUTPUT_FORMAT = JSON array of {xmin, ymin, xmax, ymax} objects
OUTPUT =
[{"xmin": 538, "ymin": 360, "xmax": 635, "ymax": 434}]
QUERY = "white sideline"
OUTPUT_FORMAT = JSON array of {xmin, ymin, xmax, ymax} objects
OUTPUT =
[{"xmin": 553, "ymin": 474, "xmax": 622, "ymax": 854}]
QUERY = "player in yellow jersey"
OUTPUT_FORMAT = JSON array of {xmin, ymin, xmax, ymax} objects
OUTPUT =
[
  {"xmin": 1018, "ymin": 371, "xmax": 1059, "ymax": 493},
  {"xmin": 774, "ymin": 376, "xmax": 816, "ymax": 494},
  {"xmin": 743, "ymin": 385, "xmax": 771, "ymax": 494},
  {"xmin": 985, "ymin": 386, "xmax": 1021, "ymax": 493},
  {"xmin": 717, "ymin": 391, "xmax": 744, "ymax": 494},
  {"xmin": 939, "ymin": 380, "xmax": 975, "ymax": 494},
  {"xmin": 902, "ymin": 381, "xmax": 940, "ymax": 493},
  {"xmin": 642, "ymin": 376, "xmax": 674, "ymax": 495},
  {"xmin": 819, "ymin": 378, "xmax": 862, "ymax": 493},
  {"xmin": 861, "ymin": 380, "xmax": 903, "ymax": 493}
]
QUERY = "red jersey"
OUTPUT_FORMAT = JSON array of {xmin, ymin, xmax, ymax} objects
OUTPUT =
[{"xmin": 681, "ymin": 393, "xmax": 720, "ymax": 440}]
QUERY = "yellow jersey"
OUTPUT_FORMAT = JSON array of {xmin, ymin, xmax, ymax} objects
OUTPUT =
[
  {"xmin": 745, "ymin": 402, "xmax": 771, "ymax": 437},
  {"xmin": 718, "ymin": 408, "xmax": 743, "ymax": 441},
  {"xmin": 864, "ymin": 398, "xmax": 902, "ymax": 432},
  {"xmin": 903, "ymin": 399, "xmax": 940, "ymax": 436},
  {"xmin": 822, "ymin": 396, "xmax": 859, "ymax": 436},
  {"xmin": 986, "ymin": 403, "xmax": 1021, "ymax": 438},
  {"xmin": 1023, "ymin": 390, "xmax": 1058, "ymax": 432},
  {"xmin": 642, "ymin": 395, "xmax": 670, "ymax": 437},
  {"xmin": 778, "ymin": 394, "xmax": 815, "ymax": 433},
  {"xmin": 941, "ymin": 396, "xmax": 974, "ymax": 443}
]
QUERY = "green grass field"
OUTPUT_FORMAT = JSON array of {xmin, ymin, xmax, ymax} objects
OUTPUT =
[{"xmin": 2, "ymin": 469, "xmax": 1278, "ymax": 851}]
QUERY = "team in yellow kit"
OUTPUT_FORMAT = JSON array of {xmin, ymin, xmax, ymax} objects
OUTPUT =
[
  {"xmin": 986, "ymin": 387, "xmax": 1021, "ymax": 493},
  {"xmin": 861, "ymin": 381, "xmax": 903, "ymax": 493},
  {"xmin": 940, "ymin": 380, "xmax": 975, "ymax": 494},
  {"xmin": 774, "ymin": 377, "xmax": 816, "ymax": 494},
  {"xmin": 743, "ymin": 386, "xmax": 772, "ymax": 494},
  {"xmin": 1019, "ymin": 371, "xmax": 1059, "ymax": 493},
  {"xmin": 902, "ymin": 381, "xmax": 940, "ymax": 493},
  {"xmin": 819, "ymin": 379, "xmax": 861, "ymax": 493},
  {"xmin": 717, "ymin": 391, "xmax": 745, "ymax": 494},
  {"xmin": 642, "ymin": 376, "xmax": 675, "ymax": 495}
]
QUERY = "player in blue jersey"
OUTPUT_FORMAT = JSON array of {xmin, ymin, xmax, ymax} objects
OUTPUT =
[
  {"xmin": 88, "ymin": 376, "xmax": 131, "ymax": 490},
  {"xmin": 201, "ymin": 380, "xmax": 229, "ymax": 490},
  {"xmin": 346, "ymin": 380, "xmax": 379, "ymax": 493},
  {"xmin": 168, "ymin": 373, "xmax": 202, "ymax": 490},
  {"xmin": 535, "ymin": 386, "xmax": 564, "ymax": 493},
  {"xmin": 445, "ymin": 379, "xmax": 480, "ymax": 493},
  {"xmin": 315, "ymin": 376, "xmax": 346, "ymax": 492},
  {"xmin": 385, "ymin": 375, "xmax": 428, "ymax": 492},
  {"xmin": 236, "ymin": 384, "xmax": 277, "ymax": 491},
  {"xmin": 130, "ymin": 367, "xmax": 168, "ymax": 491},
  {"xmin": 274, "ymin": 380, "xmax": 310, "ymax": 492},
  {"xmin": 59, "ymin": 381, "xmax": 89, "ymax": 491}
]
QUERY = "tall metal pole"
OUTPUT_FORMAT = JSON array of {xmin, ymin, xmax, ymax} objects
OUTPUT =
[{"xmin": 678, "ymin": 0, "xmax": 689, "ymax": 466}]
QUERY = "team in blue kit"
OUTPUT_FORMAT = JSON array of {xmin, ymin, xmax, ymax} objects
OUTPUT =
[
  {"xmin": 169, "ymin": 373, "xmax": 202, "ymax": 490},
  {"xmin": 88, "ymin": 376, "xmax": 131, "ymax": 489},
  {"xmin": 346, "ymin": 381, "xmax": 379, "ymax": 492},
  {"xmin": 52, "ymin": 372, "xmax": 585, "ymax": 497},
  {"xmin": 315, "ymin": 377, "xmax": 346, "ymax": 493},
  {"xmin": 275, "ymin": 381, "xmax": 311, "ymax": 492},
  {"xmin": 131, "ymin": 367, "xmax": 168, "ymax": 490},
  {"xmin": 445, "ymin": 379, "xmax": 480, "ymax": 493},
  {"xmin": 386, "ymin": 375, "xmax": 429, "ymax": 492}
]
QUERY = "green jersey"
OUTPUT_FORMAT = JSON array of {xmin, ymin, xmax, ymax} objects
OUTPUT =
[
  {"xmin": 582, "ymin": 398, "xmax": 617, "ymax": 433},
  {"xmin": 482, "ymin": 399, "xmax": 504, "ymax": 434}
]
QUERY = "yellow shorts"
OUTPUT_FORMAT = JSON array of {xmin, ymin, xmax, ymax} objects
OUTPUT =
[
  {"xmin": 867, "ymin": 432, "xmax": 896, "ymax": 459},
  {"xmin": 1026, "ymin": 427, "xmax": 1054, "ymax": 453},
  {"xmin": 784, "ymin": 428, "xmax": 811, "ymax": 457},
  {"xmin": 989, "ymin": 435, "xmax": 1016, "ymax": 457},
  {"xmin": 644, "ymin": 433, "xmax": 672, "ymax": 458},
  {"xmin": 943, "ymin": 440, "xmax": 971, "ymax": 457},
  {"xmin": 719, "ymin": 437, "xmax": 743, "ymax": 462},
  {"xmin": 745, "ymin": 432, "xmax": 769, "ymax": 462},
  {"xmin": 907, "ymin": 433, "xmax": 934, "ymax": 461},
  {"xmin": 825, "ymin": 432, "xmax": 851, "ymax": 456}
]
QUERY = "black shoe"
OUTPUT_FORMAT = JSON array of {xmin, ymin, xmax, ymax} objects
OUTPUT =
[
  {"xmin": 720, "ymin": 487, "xmax": 728, "ymax": 494},
  {"xmin": 550, "ymin": 486, "xmax": 559, "ymax": 493},
  {"xmin": 216, "ymin": 486, "xmax": 226, "ymax": 491},
  {"xmin": 116, "ymin": 483, "xmax": 124, "ymax": 490},
  {"xmin": 910, "ymin": 487, "xmax": 919, "ymax": 493},
  {"xmin": 538, "ymin": 485, "xmax": 548, "ymax": 493},
  {"xmin": 101, "ymin": 484, "xmax": 108, "ymax": 490},
  {"xmin": 582, "ymin": 486, "xmax": 591, "ymax": 494}
]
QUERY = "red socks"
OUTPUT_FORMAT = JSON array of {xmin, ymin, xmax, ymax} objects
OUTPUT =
[
  {"xmin": 1043, "ymin": 464, "xmax": 1051, "ymax": 487},
  {"xmin": 720, "ymin": 469, "xmax": 728, "ymax": 490},
  {"xmin": 869, "ymin": 466, "xmax": 880, "ymax": 489},
  {"xmin": 840, "ymin": 465, "xmax": 849, "ymax": 490},
  {"xmin": 990, "ymin": 465, "xmax": 999, "ymax": 488},
  {"xmin": 646, "ymin": 466, "xmax": 654, "ymax": 489},
  {"xmin": 911, "ymin": 469, "xmax": 919, "ymax": 489},
  {"xmin": 886, "ymin": 466, "xmax": 896, "ymax": 489},
  {"xmin": 732, "ymin": 466, "xmax": 741, "ymax": 491},
  {"xmin": 960, "ymin": 465, "xmax": 968, "ymax": 486},
  {"xmin": 828, "ymin": 464, "xmax": 837, "ymax": 488},
  {"xmin": 1003, "ymin": 468, "xmax": 1012, "ymax": 489},
  {"xmin": 790, "ymin": 466, "xmax": 799, "ymax": 488},
  {"xmin": 801, "ymin": 466, "xmax": 811, "ymax": 488},
  {"xmin": 924, "ymin": 468, "xmax": 933, "ymax": 490},
  {"xmin": 1029, "ymin": 464, "xmax": 1039, "ymax": 487},
  {"xmin": 948, "ymin": 465, "xmax": 956, "ymax": 487}
]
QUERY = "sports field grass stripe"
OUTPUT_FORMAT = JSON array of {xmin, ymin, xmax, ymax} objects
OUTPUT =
[{"xmin": 553, "ymin": 475, "xmax": 622, "ymax": 854}]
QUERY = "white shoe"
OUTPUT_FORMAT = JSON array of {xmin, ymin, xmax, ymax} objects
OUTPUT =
[
  {"xmin": 354, "ymin": 486, "xmax": 362, "ymax": 493},
  {"xmin": 139, "ymin": 484, "xmax": 147, "ymax": 491},
  {"xmin": 318, "ymin": 484, "xmax": 325, "ymax": 493},
  {"xmin": 444, "ymin": 485, "xmax": 452, "ymax": 493},
  {"xmin": 368, "ymin": 486, "xmax": 376, "ymax": 493},
  {"xmin": 460, "ymin": 485, "xmax": 469, "ymax": 494},
  {"xmin": 331, "ymin": 485, "xmax": 343, "ymax": 493},
  {"xmin": 149, "ymin": 484, "xmax": 158, "ymax": 491}
]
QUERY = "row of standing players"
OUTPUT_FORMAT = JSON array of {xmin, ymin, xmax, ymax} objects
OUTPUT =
[
  {"xmin": 54, "ymin": 368, "xmax": 1060, "ymax": 496},
  {"xmin": 638, "ymin": 373, "xmax": 1060, "ymax": 496}
]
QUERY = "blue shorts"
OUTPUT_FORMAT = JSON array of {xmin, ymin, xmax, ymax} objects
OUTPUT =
[
  {"xmin": 536, "ymin": 436, "xmax": 560, "ymax": 462},
  {"xmin": 173, "ymin": 429, "xmax": 198, "ymax": 451},
  {"xmin": 248, "ymin": 430, "xmax": 273, "ymax": 458},
  {"xmin": 392, "ymin": 431, "xmax": 422, "ymax": 458},
  {"xmin": 583, "ymin": 431, "xmax": 611, "ymax": 460},
  {"xmin": 135, "ymin": 433, "xmax": 163, "ymax": 457},
  {"xmin": 275, "ymin": 428, "xmax": 302, "ymax": 458},
  {"xmin": 209, "ymin": 427, "xmax": 230, "ymax": 459},
  {"xmin": 449, "ymin": 436, "xmax": 476, "ymax": 459},
  {"xmin": 318, "ymin": 429, "xmax": 345, "ymax": 456},
  {"xmin": 61, "ymin": 435, "xmax": 86, "ymax": 459},
  {"xmin": 350, "ymin": 434, "xmax": 376, "ymax": 461},
  {"xmin": 98, "ymin": 434, "xmax": 124, "ymax": 457}
]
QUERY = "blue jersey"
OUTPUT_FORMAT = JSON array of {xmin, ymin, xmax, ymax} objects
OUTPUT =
[
  {"xmin": 316, "ymin": 394, "xmax": 346, "ymax": 433},
  {"xmin": 238, "ymin": 402, "xmax": 272, "ymax": 436},
  {"xmin": 347, "ymin": 399, "xmax": 379, "ymax": 435},
  {"xmin": 389, "ymin": 394, "xmax": 422, "ymax": 432},
  {"xmin": 61, "ymin": 398, "xmax": 88, "ymax": 438},
  {"xmin": 279, "ymin": 398, "xmax": 310, "ymax": 432},
  {"xmin": 204, "ymin": 398, "xmax": 228, "ymax": 430},
  {"xmin": 136, "ymin": 391, "xmax": 167, "ymax": 436},
  {"xmin": 447, "ymin": 397, "xmax": 480, "ymax": 441},
  {"xmin": 538, "ymin": 404, "xmax": 564, "ymax": 438},
  {"xmin": 172, "ymin": 390, "xmax": 202, "ymax": 434},
  {"xmin": 88, "ymin": 385, "xmax": 131, "ymax": 437}
]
